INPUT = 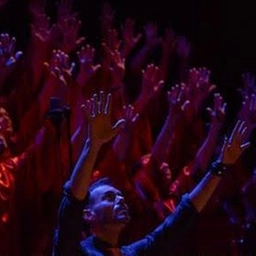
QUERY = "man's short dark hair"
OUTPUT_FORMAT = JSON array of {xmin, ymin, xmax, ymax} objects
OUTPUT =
[
  {"xmin": 82, "ymin": 177, "xmax": 114, "ymax": 233},
  {"xmin": 85, "ymin": 177, "xmax": 114, "ymax": 206}
]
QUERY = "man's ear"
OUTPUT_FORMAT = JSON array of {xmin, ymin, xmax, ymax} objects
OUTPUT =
[{"xmin": 83, "ymin": 208, "xmax": 96, "ymax": 224}]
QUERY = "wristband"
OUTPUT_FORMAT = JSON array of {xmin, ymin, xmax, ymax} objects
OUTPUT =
[{"xmin": 209, "ymin": 161, "xmax": 228, "ymax": 177}]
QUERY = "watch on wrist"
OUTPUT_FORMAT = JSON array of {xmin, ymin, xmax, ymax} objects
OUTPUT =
[{"xmin": 209, "ymin": 160, "xmax": 228, "ymax": 177}]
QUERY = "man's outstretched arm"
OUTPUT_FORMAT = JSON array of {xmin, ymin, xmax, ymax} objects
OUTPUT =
[
  {"xmin": 53, "ymin": 92, "xmax": 125, "ymax": 255},
  {"xmin": 189, "ymin": 120, "xmax": 250, "ymax": 212},
  {"xmin": 70, "ymin": 92, "xmax": 125, "ymax": 200},
  {"xmin": 128, "ymin": 120, "xmax": 250, "ymax": 256}
]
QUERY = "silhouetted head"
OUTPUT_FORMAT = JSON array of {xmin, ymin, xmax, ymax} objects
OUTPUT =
[{"xmin": 83, "ymin": 178, "xmax": 130, "ymax": 233}]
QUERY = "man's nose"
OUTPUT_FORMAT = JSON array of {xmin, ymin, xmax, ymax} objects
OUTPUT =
[{"xmin": 115, "ymin": 195, "xmax": 125, "ymax": 203}]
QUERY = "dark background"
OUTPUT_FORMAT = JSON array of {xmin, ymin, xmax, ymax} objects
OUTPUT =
[
  {"xmin": 1, "ymin": 0, "xmax": 256, "ymax": 99},
  {"xmin": 77, "ymin": 0, "xmax": 256, "ymax": 90}
]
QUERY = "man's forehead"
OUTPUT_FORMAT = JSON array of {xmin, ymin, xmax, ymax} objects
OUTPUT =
[{"xmin": 90, "ymin": 185, "xmax": 121, "ymax": 198}]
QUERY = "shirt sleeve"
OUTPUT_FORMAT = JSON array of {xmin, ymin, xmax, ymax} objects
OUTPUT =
[
  {"xmin": 127, "ymin": 194, "xmax": 198, "ymax": 256},
  {"xmin": 52, "ymin": 181, "xmax": 87, "ymax": 256}
]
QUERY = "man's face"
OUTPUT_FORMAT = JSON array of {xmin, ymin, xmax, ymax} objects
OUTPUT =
[{"xmin": 88, "ymin": 185, "xmax": 130, "ymax": 227}]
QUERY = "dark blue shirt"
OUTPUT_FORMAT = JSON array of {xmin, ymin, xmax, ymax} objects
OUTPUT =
[{"xmin": 53, "ymin": 183, "xmax": 198, "ymax": 256}]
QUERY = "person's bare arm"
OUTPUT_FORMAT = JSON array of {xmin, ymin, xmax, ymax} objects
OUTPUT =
[
  {"xmin": 70, "ymin": 92, "xmax": 125, "ymax": 200},
  {"xmin": 189, "ymin": 120, "xmax": 250, "ymax": 212}
]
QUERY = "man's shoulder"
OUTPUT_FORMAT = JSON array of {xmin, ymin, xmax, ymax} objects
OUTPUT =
[{"xmin": 80, "ymin": 237, "xmax": 99, "ymax": 255}]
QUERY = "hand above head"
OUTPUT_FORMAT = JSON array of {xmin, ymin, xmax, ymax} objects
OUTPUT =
[
  {"xmin": 69, "ymin": 94, "xmax": 125, "ymax": 200},
  {"xmin": 29, "ymin": 0, "xmax": 48, "ymax": 22},
  {"xmin": 167, "ymin": 83, "xmax": 189, "ymax": 122},
  {"xmin": 238, "ymin": 93, "xmax": 256, "ymax": 133},
  {"xmin": 77, "ymin": 44, "xmax": 101, "ymax": 85},
  {"xmin": 240, "ymin": 72, "xmax": 256, "ymax": 96},
  {"xmin": 161, "ymin": 28, "xmax": 176, "ymax": 56},
  {"xmin": 43, "ymin": 49, "xmax": 75, "ymax": 103},
  {"xmin": 57, "ymin": 15, "xmax": 85, "ymax": 53},
  {"xmin": 121, "ymin": 18, "xmax": 142, "ymax": 57},
  {"xmin": 56, "ymin": 0, "xmax": 73, "ymax": 22},
  {"xmin": 44, "ymin": 49, "xmax": 75, "ymax": 84},
  {"xmin": 0, "ymin": 33, "xmax": 23, "ymax": 88},
  {"xmin": 0, "ymin": 33, "xmax": 22, "ymax": 67},
  {"xmin": 29, "ymin": 0, "xmax": 62, "ymax": 56},
  {"xmin": 187, "ymin": 67, "xmax": 215, "ymax": 96},
  {"xmin": 141, "ymin": 64, "xmax": 165, "ymax": 101},
  {"xmin": 207, "ymin": 93, "xmax": 226, "ymax": 129},
  {"xmin": 82, "ymin": 92, "xmax": 125, "ymax": 146},
  {"xmin": 189, "ymin": 120, "xmax": 250, "ymax": 213},
  {"xmin": 176, "ymin": 36, "xmax": 190, "ymax": 60},
  {"xmin": 186, "ymin": 67, "xmax": 216, "ymax": 115},
  {"xmin": 101, "ymin": 43, "xmax": 125, "ymax": 85},
  {"xmin": 121, "ymin": 104, "xmax": 139, "ymax": 132},
  {"xmin": 219, "ymin": 120, "xmax": 250, "ymax": 165},
  {"xmin": 144, "ymin": 22, "xmax": 161, "ymax": 48},
  {"xmin": 104, "ymin": 29, "xmax": 121, "ymax": 52},
  {"xmin": 100, "ymin": 2, "xmax": 115, "ymax": 36}
]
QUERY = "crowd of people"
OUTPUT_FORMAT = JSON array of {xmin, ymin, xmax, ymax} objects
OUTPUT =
[{"xmin": 0, "ymin": 0, "xmax": 255, "ymax": 255}]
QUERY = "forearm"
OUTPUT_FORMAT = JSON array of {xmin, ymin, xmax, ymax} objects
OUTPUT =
[
  {"xmin": 190, "ymin": 119, "xmax": 250, "ymax": 213},
  {"xmin": 76, "ymin": 67, "xmax": 91, "ymax": 88},
  {"xmin": 130, "ymin": 45, "xmax": 153, "ymax": 75},
  {"xmin": 27, "ymin": 37, "xmax": 51, "ymax": 90},
  {"xmin": 152, "ymin": 117, "xmax": 176, "ymax": 165},
  {"xmin": 189, "ymin": 171, "xmax": 221, "ymax": 212},
  {"xmin": 70, "ymin": 139, "xmax": 101, "ymax": 200},
  {"xmin": 159, "ymin": 52, "xmax": 173, "ymax": 81},
  {"xmin": 195, "ymin": 125, "xmax": 221, "ymax": 171},
  {"xmin": 177, "ymin": 58, "xmax": 188, "ymax": 82},
  {"xmin": 133, "ymin": 95, "xmax": 149, "ymax": 115},
  {"xmin": 113, "ymin": 132, "xmax": 130, "ymax": 162}
]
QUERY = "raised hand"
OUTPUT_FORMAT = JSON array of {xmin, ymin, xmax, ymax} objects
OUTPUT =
[
  {"xmin": 30, "ymin": 13, "xmax": 57, "ymax": 46},
  {"xmin": 43, "ymin": 49, "xmax": 75, "ymax": 103},
  {"xmin": 70, "ymin": 92, "xmax": 125, "ymax": 200},
  {"xmin": 82, "ymin": 92, "xmax": 125, "ymax": 145},
  {"xmin": 121, "ymin": 104, "xmax": 139, "ymax": 132},
  {"xmin": 176, "ymin": 36, "xmax": 190, "ymax": 60},
  {"xmin": 100, "ymin": 2, "xmax": 115, "ymax": 36},
  {"xmin": 186, "ymin": 67, "xmax": 216, "ymax": 115},
  {"xmin": 207, "ymin": 93, "xmax": 226, "ymax": 128},
  {"xmin": 56, "ymin": 0, "xmax": 73, "ymax": 21},
  {"xmin": 57, "ymin": 15, "xmax": 85, "ymax": 53},
  {"xmin": 144, "ymin": 22, "xmax": 161, "ymax": 48},
  {"xmin": 101, "ymin": 43, "xmax": 125, "ymax": 85},
  {"xmin": 141, "ymin": 64, "xmax": 165, "ymax": 101},
  {"xmin": 151, "ymin": 84, "xmax": 188, "ymax": 170},
  {"xmin": 189, "ymin": 120, "xmax": 250, "ymax": 213},
  {"xmin": 29, "ymin": 0, "xmax": 63, "ymax": 53},
  {"xmin": 0, "ymin": 33, "xmax": 22, "ymax": 67},
  {"xmin": 159, "ymin": 28, "xmax": 176, "ymax": 81},
  {"xmin": 238, "ymin": 93, "xmax": 256, "ymax": 133},
  {"xmin": 121, "ymin": 18, "xmax": 142, "ymax": 57},
  {"xmin": 45, "ymin": 49, "xmax": 75, "ymax": 79},
  {"xmin": 104, "ymin": 29, "xmax": 121, "ymax": 52},
  {"xmin": 167, "ymin": 83, "xmax": 188, "ymax": 120},
  {"xmin": 220, "ymin": 120, "xmax": 250, "ymax": 165},
  {"xmin": 162, "ymin": 28, "xmax": 176, "ymax": 56},
  {"xmin": 77, "ymin": 45, "xmax": 101, "ymax": 86},
  {"xmin": 240, "ymin": 72, "xmax": 256, "ymax": 96},
  {"xmin": 0, "ymin": 33, "xmax": 22, "ymax": 87},
  {"xmin": 29, "ymin": 0, "xmax": 47, "ymax": 21}
]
